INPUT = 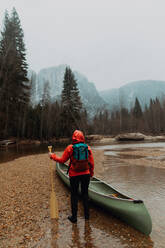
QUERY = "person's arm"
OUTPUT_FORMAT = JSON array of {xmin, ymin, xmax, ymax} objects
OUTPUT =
[
  {"xmin": 50, "ymin": 145, "xmax": 72, "ymax": 164},
  {"xmin": 88, "ymin": 146, "xmax": 94, "ymax": 177}
]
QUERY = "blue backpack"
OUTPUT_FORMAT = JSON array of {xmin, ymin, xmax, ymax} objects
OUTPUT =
[
  {"xmin": 73, "ymin": 143, "xmax": 89, "ymax": 161},
  {"xmin": 68, "ymin": 143, "xmax": 90, "ymax": 173}
]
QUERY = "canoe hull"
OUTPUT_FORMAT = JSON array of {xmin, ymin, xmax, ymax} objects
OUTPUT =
[
  {"xmin": 88, "ymin": 188, "xmax": 152, "ymax": 235},
  {"xmin": 56, "ymin": 162, "xmax": 152, "ymax": 235}
]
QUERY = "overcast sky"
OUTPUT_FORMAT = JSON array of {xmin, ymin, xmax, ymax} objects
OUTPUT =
[{"xmin": 1, "ymin": 0, "xmax": 165, "ymax": 91}]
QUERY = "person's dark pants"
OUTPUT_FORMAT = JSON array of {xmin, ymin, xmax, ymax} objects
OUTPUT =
[{"xmin": 69, "ymin": 174, "xmax": 90, "ymax": 219}]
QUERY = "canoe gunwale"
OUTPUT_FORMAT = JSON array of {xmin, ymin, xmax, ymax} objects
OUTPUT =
[{"xmin": 90, "ymin": 191, "xmax": 134, "ymax": 202}]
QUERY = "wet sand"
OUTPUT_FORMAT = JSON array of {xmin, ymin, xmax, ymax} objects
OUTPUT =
[{"xmin": 0, "ymin": 148, "xmax": 164, "ymax": 247}]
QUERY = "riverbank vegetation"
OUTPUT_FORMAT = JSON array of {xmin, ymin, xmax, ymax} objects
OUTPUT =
[{"xmin": 1, "ymin": 9, "xmax": 165, "ymax": 142}]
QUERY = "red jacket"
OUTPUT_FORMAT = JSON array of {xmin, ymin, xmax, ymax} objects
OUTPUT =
[{"xmin": 50, "ymin": 130, "xmax": 94, "ymax": 177}]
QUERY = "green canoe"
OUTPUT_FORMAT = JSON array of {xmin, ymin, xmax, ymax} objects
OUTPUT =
[{"xmin": 56, "ymin": 162, "xmax": 152, "ymax": 235}]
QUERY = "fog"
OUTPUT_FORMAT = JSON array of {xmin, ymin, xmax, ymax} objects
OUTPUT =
[{"xmin": 1, "ymin": 0, "xmax": 165, "ymax": 91}]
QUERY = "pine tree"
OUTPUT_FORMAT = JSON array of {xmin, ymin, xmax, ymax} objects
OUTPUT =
[
  {"xmin": 61, "ymin": 67, "xmax": 82, "ymax": 136},
  {"xmin": 120, "ymin": 107, "xmax": 130, "ymax": 132},
  {"xmin": 132, "ymin": 97, "xmax": 143, "ymax": 119},
  {"xmin": 29, "ymin": 71, "xmax": 37, "ymax": 107},
  {"xmin": 0, "ymin": 8, "xmax": 30, "ymax": 138},
  {"xmin": 132, "ymin": 97, "xmax": 143, "ymax": 132},
  {"xmin": 0, "ymin": 11, "xmax": 12, "ymax": 137},
  {"xmin": 40, "ymin": 81, "xmax": 51, "ymax": 140}
]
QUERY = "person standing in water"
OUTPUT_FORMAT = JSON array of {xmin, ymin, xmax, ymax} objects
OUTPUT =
[{"xmin": 49, "ymin": 130, "xmax": 94, "ymax": 223}]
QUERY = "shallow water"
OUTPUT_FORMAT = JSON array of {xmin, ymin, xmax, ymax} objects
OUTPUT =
[
  {"xmin": 93, "ymin": 142, "xmax": 165, "ymax": 248},
  {"xmin": 104, "ymin": 164, "xmax": 165, "ymax": 246},
  {"xmin": 93, "ymin": 141, "xmax": 165, "ymax": 150}
]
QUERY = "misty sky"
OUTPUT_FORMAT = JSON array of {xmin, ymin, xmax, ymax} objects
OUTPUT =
[{"xmin": 1, "ymin": 0, "xmax": 165, "ymax": 91}]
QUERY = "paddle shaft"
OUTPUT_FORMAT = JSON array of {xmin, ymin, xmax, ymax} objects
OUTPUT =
[{"xmin": 48, "ymin": 146, "xmax": 58, "ymax": 219}]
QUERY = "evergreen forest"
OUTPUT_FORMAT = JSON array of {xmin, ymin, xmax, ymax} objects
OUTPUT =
[{"xmin": 0, "ymin": 9, "xmax": 165, "ymax": 141}]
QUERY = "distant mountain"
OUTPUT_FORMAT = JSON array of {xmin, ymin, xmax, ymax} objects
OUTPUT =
[
  {"xmin": 29, "ymin": 67, "xmax": 165, "ymax": 115},
  {"xmin": 100, "ymin": 80, "xmax": 165, "ymax": 110},
  {"xmin": 29, "ymin": 65, "xmax": 106, "ymax": 116}
]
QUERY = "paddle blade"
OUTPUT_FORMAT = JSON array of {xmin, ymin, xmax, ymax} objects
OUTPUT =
[
  {"xmin": 48, "ymin": 145, "xmax": 52, "ymax": 153},
  {"xmin": 50, "ymin": 191, "xmax": 58, "ymax": 219}
]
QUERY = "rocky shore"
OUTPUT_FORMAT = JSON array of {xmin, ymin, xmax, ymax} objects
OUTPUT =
[
  {"xmin": 18, "ymin": 133, "xmax": 165, "ymax": 145},
  {"xmin": 2, "ymin": 132, "xmax": 165, "ymax": 148}
]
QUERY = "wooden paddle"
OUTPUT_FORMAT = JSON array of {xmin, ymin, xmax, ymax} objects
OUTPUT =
[{"xmin": 48, "ymin": 146, "xmax": 59, "ymax": 219}]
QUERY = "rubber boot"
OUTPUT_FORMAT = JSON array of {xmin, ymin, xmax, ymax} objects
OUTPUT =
[{"xmin": 68, "ymin": 215, "xmax": 77, "ymax": 223}]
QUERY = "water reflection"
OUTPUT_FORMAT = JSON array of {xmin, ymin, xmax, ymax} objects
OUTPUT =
[
  {"xmin": 84, "ymin": 222, "xmax": 96, "ymax": 248},
  {"xmin": 0, "ymin": 144, "xmax": 64, "ymax": 164},
  {"xmin": 69, "ymin": 221, "xmax": 96, "ymax": 248},
  {"xmin": 70, "ymin": 224, "xmax": 82, "ymax": 248},
  {"xmin": 51, "ymin": 219, "xmax": 59, "ymax": 248}
]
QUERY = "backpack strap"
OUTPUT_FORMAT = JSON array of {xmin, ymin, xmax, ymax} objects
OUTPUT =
[
  {"xmin": 67, "ymin": 145, "xmax": 74, "ymax": 174},
  {"xmin": 67, "ymin": 162, "xmax": 71, "ymax": 174},
  {"xmin": 85, "ymin": 148, "xmax": 88, "ymax": 159},
  {"xmin": 78, "ymin": 147, "xmax": 80, "ymax": 160}
]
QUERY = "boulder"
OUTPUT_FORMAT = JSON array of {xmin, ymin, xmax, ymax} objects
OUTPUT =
[{"xmin": 115, "ymin": 133, "xmax": 145, "ymax": 141}]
